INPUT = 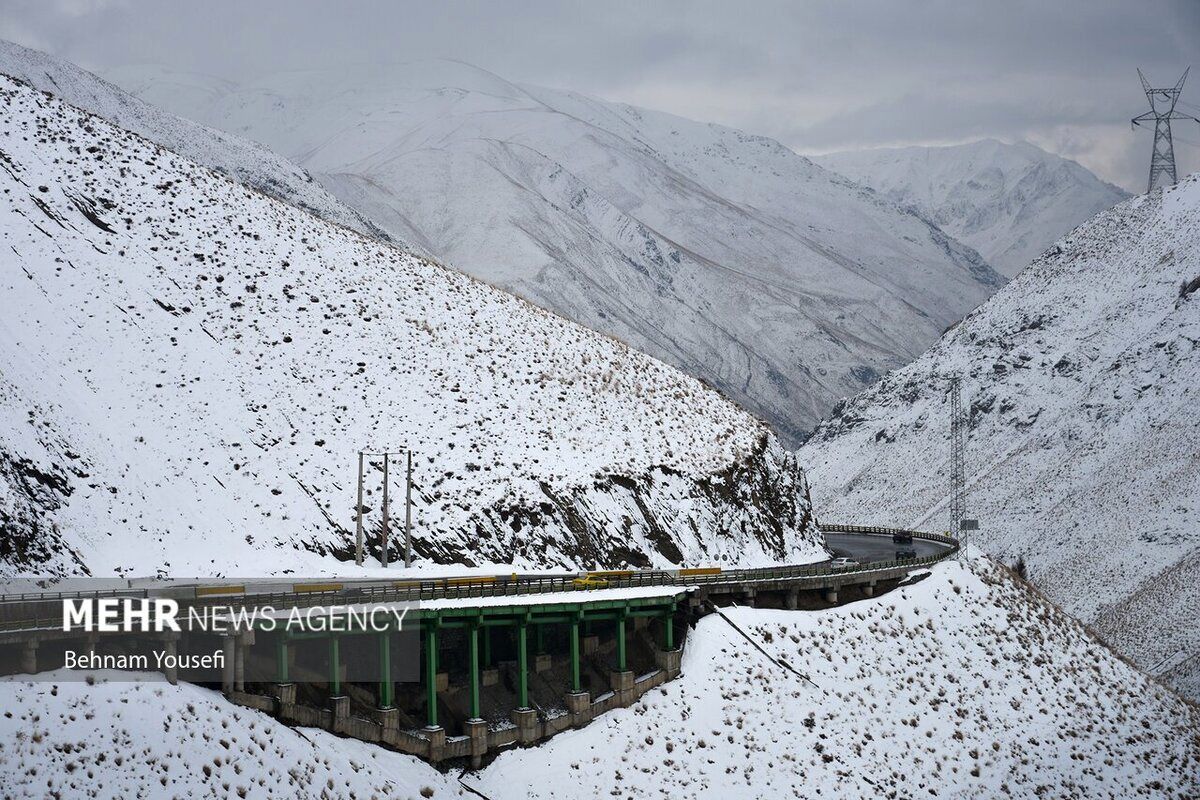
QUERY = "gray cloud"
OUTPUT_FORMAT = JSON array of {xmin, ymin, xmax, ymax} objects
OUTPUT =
[{"xmin": 0, "ymin": 0, "xmax": 1197, "ymax": 191}]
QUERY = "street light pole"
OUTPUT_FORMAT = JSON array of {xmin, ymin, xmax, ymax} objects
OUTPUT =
[
  {"xmin": 381, "ymin": 452, "xmax": 390, "ymax": 569},
  {"xmin": 404, "ymin": 449, "xmax": 413, "ymax": 568},
  {"xmin": 354, "ymin": 450, "xmax": 365, "ymax": 566}
]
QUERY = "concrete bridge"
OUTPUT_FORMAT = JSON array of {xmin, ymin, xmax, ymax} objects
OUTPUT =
[{"xmin": 0, "ymin": 525, "xmax": 956, "ymax": 768}]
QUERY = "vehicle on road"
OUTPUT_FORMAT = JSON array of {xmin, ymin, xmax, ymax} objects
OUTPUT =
[
  {"xmin": 892, "ymin": 531, "xmax": 914, "ymax": 544},
  {"xmin": 572, "ymin": 576, "xmax": 609, "ymax": 589},
  {"xmin": 830, "ymin": 557, "xmax": 859, "ymax": 568},
  {"xmin": 895, "ymin": 548, "xmax": 917, "ymax": 560}
]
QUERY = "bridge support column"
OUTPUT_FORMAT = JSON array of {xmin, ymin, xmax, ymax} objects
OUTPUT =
[
  {"xmin": 468, "ymin": 622, "xmax": 481, "ymax": 720},
  {"xmin": 19, "ymin": 640, "xmax": 37, "ymax": 674},
  {"xmin": 162, "ymin": 637, "xmax": 179, "ymax": 685},
  {"xmin": 422, "ymin": 625, "xmax": 436, "ymax": 724},
  {"xmin": 516, "ymin": 621, "xmax": 529, "ymax": 710},
  {"xmin": 330, "ymin": 695, "xmax": 349, "ymax": 734},
  {"xmin": 785, "ymin": 590, "xmax": 798, "ymax": 610},
  {"xmin": 570, "ymin": 616, "xmax": 582, "ymax": 693},
  {"xmin": 654, "ymin": 648, "xmax": 682, "ymax": 679},
  {"xmin": 864, "ymin": 581, "xmax": 876, "ymax": 598},
  {"xmin": 379, "ymin": 631, "xmax": 394, "ymax": 709},
  {"xmin": 743, "ymin": 588, "xmax": 757, "ymax": 607},
  {"xmin": 616, "ymin": 613, "xmax": 627, "ymax": 672},
  {"xmin": 610, "ymin": 669, "xmax": 635, "ymax": 706},
  {"xmin": 424, "ymin": 724, "xmax": 447, "ymax": 762},
  {"xmin": 234, "ymin": 631, "xmax": 251, "ymax": 692},
  {"xmin": 464, "ymin": 718, "xmax": 488, "ymax": 769},
  {"xmin": 481, "ymin": 625, "xmax": 492, "ymax": 668},
  {"xmin": 221, "ymin": 635, "xmax": 236, "ymax": 694},
  {"xmin": 329, "ymin": 636, "xmax": 341, "ymax": 696},
  {"xmin": 823, "ymin": 587, "xmax": 838, "ymax": 604},
  {"xmin": 662, "ymin": 605, "xmax": 675, "ymax": 651},
  {"xmin": 566, "ymin": 690, "xmax": 590, "ymax": 727},
  {"xmin": 511, "ymin": 707, "xmax": 539, "ymax": 744}
]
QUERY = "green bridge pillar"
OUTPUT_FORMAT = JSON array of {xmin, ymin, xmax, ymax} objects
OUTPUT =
[
  {"xmin": 468, "ymin": 622, "xmax": 481, "ymax": 720},
  {"xmin": 329, "ymin": 636, "xmax": 341, "ymax": 696},
  {"xmin": 663, "ymin": 607, "xmax": 675, "ymax": 651},
  {"xmin": 276, "ymin": 638, "xmax": 289, "ymax": 683},
  {"xmin": 616, "ymin": 613, "xmax": 627, "ymax": 672},
  {"xmin": 424, "ymin": 624, "xmax": 438, "ymax": 726},
  {"xmin": 535, "ymin": 622, "xmax": 546, "ymax": 655},
  {"xmin": 481, "ymin": 625, "xmax": 492, "ymax": 668},
  {"xmin": 570, "ymin": 616, "xmax": 581, "ymax": 693},
  {"xmin": 378, "ymin": 631, "xmax": 394, "ymax": 709},
  {"xmin": 517, "ymin": 621, "xmax": 529, "ymax": 709}
]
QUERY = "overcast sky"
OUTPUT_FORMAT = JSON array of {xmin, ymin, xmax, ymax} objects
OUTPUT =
[{"xmin": 2, "ymin": 0, "xmax": 1198, "ymax": 192}]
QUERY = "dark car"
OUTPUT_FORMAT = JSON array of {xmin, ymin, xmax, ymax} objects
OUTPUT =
[
  {"xmin": 895, "ymin": 548, "xmax": 917, "ymax": 560},
  {"xmin": 892, "ymin": 532, "xmax": 913, "ymax": 544}
]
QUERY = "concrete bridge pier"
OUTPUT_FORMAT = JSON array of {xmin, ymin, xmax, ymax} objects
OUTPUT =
[
  {"xmin": 424, "ymin": 724, "xmax": 447, "ymax": 762},
  {"xmin": 161, "ymin": 636, "xmax": 178, "ymax": 685},
  {"xmin": 221, "ymin": 635, "xmax": 236, "ymax": 694},
  {"xmin": 464, "ymin": 718, "xmax": 488, "ymax": 768},
  {"xmin": 823, "ymin": 587, "xmax": 839, "ymax": 604},
  {"xmin": 743, "ymin": 588, "xmax": 757, "ymax": 607},
  {"xmin": 566, "ymin": 690, "xmax": 591, "ymax": 727},
  {"xmin": 785, "ymin": 590, "xmax": 799, "ymax": 610},
  {"xmin": 19, "ymin": 640, "xmax": 37, "ymax": 674},
  {"xmin": 864, "ymin": 581, "xmax": 876, "ymax": 598}
]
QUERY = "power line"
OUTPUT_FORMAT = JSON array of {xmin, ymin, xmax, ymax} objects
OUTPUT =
[{"xmin": 1131, "ymin": 67, "xmax": 1200, "ymax": 193}]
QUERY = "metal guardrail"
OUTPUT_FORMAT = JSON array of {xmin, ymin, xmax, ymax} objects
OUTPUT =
[{"xmin": 0, "ymin": 525, "xmax": 957, "ymax": 632}]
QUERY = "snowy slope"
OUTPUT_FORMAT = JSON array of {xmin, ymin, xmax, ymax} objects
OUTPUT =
[
  {"xmin": 0, "ymin": 72, "xmax": 822, "ymax": 579},
  {"xmin": 799, "ymin": 176, "xmax": 1200, "ymax": 698},
  {"xmin": 817, "ymin": 140, "xmax": 1130, "ymax": 278},
  {"xmin": 108, "ymin": 59, "xmax": 1003, "ymax": 446},
  {"xmin": 0, "ymin": 40, "xmax": 395, "ymax": 247},
  {"xmin": 3, "ymin": 558, "xmax": 1196, "ymax": 798}
]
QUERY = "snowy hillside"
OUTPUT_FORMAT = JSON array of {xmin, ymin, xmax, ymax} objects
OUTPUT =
[
  {"xmin": 799, "ymin": 176, "xmax": 1200, "ymax": 698},
  {"xmin": 817, "ymin": 140, "xmax": 1130, "ymax": 277},
  {"xmin": 108, "ymin": 59, "xmax": 1003, "ymax": 445},
  {"xmin": 0, "ymin": 72, "xmax": 823, "ymax": 579},
  {"xmin": 3, "ymin": 558, "xmax": 1196, "ymax": 798},
  {"xmin": 0, "ymin": 40, "xmax": 395, "ymax": 247}
]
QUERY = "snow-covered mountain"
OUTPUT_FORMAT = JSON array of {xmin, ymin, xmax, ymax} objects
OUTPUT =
[
  {"xmin": 107, "ymin": 59, "xmax": 1004, "ymax": 446},
  {"xmin": 4, "ymin": 558, "xmax": 1197, "ymax": 798},
  {"xmin": 799, "ymin": 175, "xmax": 1200, "ymax": 698},
  {"xmin": 0, "ymin": 40, "xmax": 396, "ymax": 247},
  {"xmin": 817, "ymin": 139, "xmax": 1130, "ymax": 278},
  {"xmin": 0, "ymin": 71, "xmax": 823, "ymax": 579}
]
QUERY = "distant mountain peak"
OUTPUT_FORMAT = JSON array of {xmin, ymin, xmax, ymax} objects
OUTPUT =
[{"xmin": 816, "ymin": 139, "xmax": 1130, "ymax": 278}]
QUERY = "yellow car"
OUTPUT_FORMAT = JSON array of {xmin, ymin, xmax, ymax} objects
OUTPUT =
[{"xmin": 572, "ymin": 576, "xmax": 609, "ymax": 589}]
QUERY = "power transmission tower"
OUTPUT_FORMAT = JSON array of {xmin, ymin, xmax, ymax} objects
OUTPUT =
[
  {"xmin": 949, "ymin": 376, "xmax": 966, "ymax": 558},
  {"xmin": 1132, "ymin": 68, "xmax": 1199, "ymax": 193}
]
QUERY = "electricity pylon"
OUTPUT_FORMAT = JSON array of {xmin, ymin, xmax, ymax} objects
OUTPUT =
[
  {"xmin": 1132, "ymin": 68, "xmax": 1199, "ymax": 193},
  {"xmin": 949, "ymin": 376, "xmax": 966, "ymax": 557}
]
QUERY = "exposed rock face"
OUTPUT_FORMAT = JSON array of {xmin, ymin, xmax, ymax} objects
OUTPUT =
[{"xmin": 0, "ymin": 72, "xmax": 823, "ymax": 578}]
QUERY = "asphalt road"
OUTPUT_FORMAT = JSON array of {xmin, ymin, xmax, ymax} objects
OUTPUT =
[{"xmin": 826, "ymin": 532, "xmax": 950, "ymax": 563}]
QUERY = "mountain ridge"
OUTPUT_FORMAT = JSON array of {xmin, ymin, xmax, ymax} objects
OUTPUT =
[
  {"xmin": 107, "ymin": 57, "xmax": 1005, "ymax": 445},
  {"xmin": 816, "ymin": 138, "xmax": 1130, "ymax": 277}
]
